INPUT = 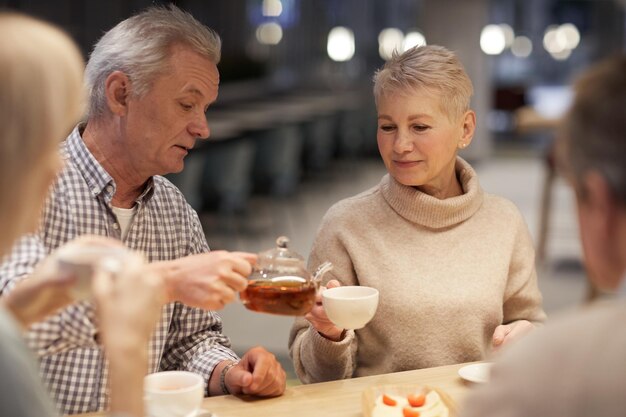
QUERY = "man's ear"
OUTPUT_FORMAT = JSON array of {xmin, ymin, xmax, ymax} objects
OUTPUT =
[
  {"xmin": 579, "ymin": 171, "xmax": 626, "ymax": 289},
  {"xmin": 104, "ymin": 71, "xmax": 131, "ymax": 116},
  {"xmin": 581, "ymin": 171, "xmax": 617, "ymax": 240}
]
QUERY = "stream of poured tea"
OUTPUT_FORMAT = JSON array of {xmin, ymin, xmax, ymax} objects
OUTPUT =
[{"xmin": 241, "ymin": 276, "xmax": 316, "ymax": 316}]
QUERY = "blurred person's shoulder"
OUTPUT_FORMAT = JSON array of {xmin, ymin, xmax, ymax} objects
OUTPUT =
[
  {"xmin": 469, "ymin": 299, "xmax": 626, "ymax": 417},
  {"xmin": 502, "ymin": 298, "xmax": 626, "ymax": 361}
]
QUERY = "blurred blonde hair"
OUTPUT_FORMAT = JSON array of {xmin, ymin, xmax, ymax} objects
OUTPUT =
[
  {"xmin": 373, "ymin": 45, "xmax": 473, "ymax": 120},
  {"xmin": 0, "ymin": 13, "xmax": 84, "ymax": 253},
  {"xmin": 558, "ymin": 55, "xmax": 626, "ymax": 205}
]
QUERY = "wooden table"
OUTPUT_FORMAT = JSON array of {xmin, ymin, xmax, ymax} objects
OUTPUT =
[
  {"xmin": 206, "ymin": 362, "xmax": 472, "ymax": 417},
  {"xmin": 79, "ymin": 362, "xmax": 475, "ymax": 417}
]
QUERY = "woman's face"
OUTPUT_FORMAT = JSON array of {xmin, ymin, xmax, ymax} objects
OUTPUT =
[{"xmin": 376, "ymin": 88, "xmax": 475, "ymax": 197}]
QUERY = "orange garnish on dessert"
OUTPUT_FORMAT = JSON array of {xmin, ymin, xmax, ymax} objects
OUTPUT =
[
  {"xmin": 407, "ymin": 393, "xmax": 426, "ymax": 407},
  {"xmin": 402, "ymin": 407, "xmax": 420, "ymax": 417},
  {"xmin": 382, "ymin": 394, "xmax": 397, "ymax": 406}
]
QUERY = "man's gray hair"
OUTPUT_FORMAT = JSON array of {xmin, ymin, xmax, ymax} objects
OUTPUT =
[
  {"xmin": 558, "ymin": 55, "xmax": 626, "ymax": 204},
  {"xmin": 85, "ymin": 5, "xmax": 221, "ymax": 118},
  {"xmin": 373, "ymin": 45, "xmax": 473, "ymax": 121}
]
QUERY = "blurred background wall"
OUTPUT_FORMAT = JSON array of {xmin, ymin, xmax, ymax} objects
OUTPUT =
[
  {"xmin": 3, "ymin": 0, "xmax": 625, "ymax": 378},
  {"xmin": 3, "ymin": 0, "xmax": 623, "ymax": 181}
]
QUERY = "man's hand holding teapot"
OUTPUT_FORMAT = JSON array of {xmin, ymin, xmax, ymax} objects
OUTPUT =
[{"xmin": 150, "ymin": 251, "xmax": 257, "ymax": 311}]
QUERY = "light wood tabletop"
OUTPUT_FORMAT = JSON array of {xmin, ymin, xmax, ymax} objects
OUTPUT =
[{"xmin": 77, "ymin": 361, "xmax": 477, "ymax": 417}]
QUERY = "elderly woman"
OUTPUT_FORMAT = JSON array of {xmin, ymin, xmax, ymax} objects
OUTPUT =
[
  {"xmin": 0, "ymin": 13, "xmax": 164, "ymax": 417},
  {"xmin": 289, "ymin": 45, "xmax": 546, "ymax": 383}
]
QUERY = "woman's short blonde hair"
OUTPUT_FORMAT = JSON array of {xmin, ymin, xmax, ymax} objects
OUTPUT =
[
  {"xmin": 373, "ymin": 45, "xmax": 473, "ymax": 120},
  {"xmin": 0, "ymin": 13, "xmax": 84, "ymax": 251}
]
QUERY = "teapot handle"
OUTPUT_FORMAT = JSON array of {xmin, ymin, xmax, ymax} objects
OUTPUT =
[{"xmin": 313, "ymin": 261, "xmax": 333, "ymax": 283}]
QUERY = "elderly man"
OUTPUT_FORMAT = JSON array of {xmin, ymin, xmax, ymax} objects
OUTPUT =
[
  {"xmin": 0, "ymin": 6, "xmax": 285, "ymax": 415},
  {"xmin": 461, "ymin": 56, "xmax": 626, "ymax": 416}
]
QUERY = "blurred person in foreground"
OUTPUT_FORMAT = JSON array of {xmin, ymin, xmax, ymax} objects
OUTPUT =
[
  {"xmin": 461, "ymin": 55, "xmax": 626, "ymax": 417},
  {"xmin": 0, "ymin": 5, "xmax": 285, "ymax": 415},
  {"xmin": 0, "ymin": 12, "xmax": 164, "ymax": 417},
  {"xmin": 289, "ymin": 45, "xmax": 546, "ymax": 383}
]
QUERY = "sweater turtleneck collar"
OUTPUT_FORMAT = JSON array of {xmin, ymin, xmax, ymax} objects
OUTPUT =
[{"xmin": 380, "ymin": 157, "xmax": 484, "ymax": 229}]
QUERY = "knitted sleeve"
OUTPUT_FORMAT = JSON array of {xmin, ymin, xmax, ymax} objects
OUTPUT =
[{"xmin": 288, "ymin": 204, "xmax": 359, "ymax": 383}]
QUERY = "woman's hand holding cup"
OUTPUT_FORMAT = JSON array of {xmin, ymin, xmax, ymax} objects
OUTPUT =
[{"xmin": 304, "ymin": 279, "xmax": 345, "ymax": 342}]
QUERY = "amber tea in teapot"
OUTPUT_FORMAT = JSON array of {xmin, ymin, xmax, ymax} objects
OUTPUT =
[
  {"xmin": 241, "ymin": 276, "xmax": 316, "ymax": 316},
  {"xmin": 240, "ymin": 236, "xmax": 333, "ymax": 316}
]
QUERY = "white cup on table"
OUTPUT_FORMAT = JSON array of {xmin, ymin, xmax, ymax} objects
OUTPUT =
[
  {"xmin": 322, "ymin": 286, "xmax": 379, "ymax": 330},
  {"xmin": 144, "ymin": 371, "xmax": 204, "ymax": 417}
]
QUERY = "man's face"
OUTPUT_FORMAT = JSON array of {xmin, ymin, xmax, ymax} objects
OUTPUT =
[{"xmin": 124, "ymin": 44, "xmax": 219, "ymax": 177}]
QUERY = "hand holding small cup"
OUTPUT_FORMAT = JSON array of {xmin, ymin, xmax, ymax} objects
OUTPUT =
[
  {"xmin": 305, "ymin": 280, "xmax": 379, "ymax": 341},
  {"xmin": 304, "ymin": 280, "xmax": 345, "ymax": 341},
  {"xmin": 56, "ymin": 235, "xmax": 131, "ymax": 301},
  {"xmin": 2, "ymin": 235, "xmax": 126, "ymax": 327}
]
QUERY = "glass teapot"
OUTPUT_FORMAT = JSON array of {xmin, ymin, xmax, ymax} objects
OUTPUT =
[{"xmin": 240, "ymin": 236, "xmax": 333, "ymax": 316}]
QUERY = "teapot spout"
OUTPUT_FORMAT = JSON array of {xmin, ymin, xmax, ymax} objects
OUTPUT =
[{"xmin": 313, "ymin": 261, "xmax": 333, "ymax": 282}]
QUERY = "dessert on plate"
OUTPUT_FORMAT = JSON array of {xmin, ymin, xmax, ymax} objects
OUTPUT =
[{"xmin": 363, "ymin": 385, "xmax": 455, "ymax": 417}]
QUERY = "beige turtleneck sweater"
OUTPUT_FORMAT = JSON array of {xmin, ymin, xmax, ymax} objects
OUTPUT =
[{"xmin": 289, "ymin": 158, "xmax": 546, "ymax": 384}]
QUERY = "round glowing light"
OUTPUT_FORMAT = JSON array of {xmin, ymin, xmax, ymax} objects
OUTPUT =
[
  {"xmin": 262, "ymin": 0, "xmax": 282, "ymax": 17},
  {"xmin": 543, "ymin": 25, "xmax": 566, "ymax": 53},
  {"xmin": 378, "ymin": 28, "xmax": 404, "ymax": 60},
  {"xmin": 550, "ymin": 48, "xmax": 572, "ymax": 61},
  {"xmin": 511, "ymin": 36, "xmax": 532, "ymax": 58},
  {"xmin": 499, "ymin": 23, "xmax": 515, "ymax": 47},
  {"xmin": 403, "ymin": 31, "xmax": 426, "ymax": 51},
  {"xmin": 256, "ymin": 22, "xmax": 283, "ymax": 45},
  {"xmin": 327, "ymin": 26, "xmax": 355, "ymax": 62},
  {"xmin": 480, "ymin": 24, "xmax": 506, "ymax": 55},
  {"xmin": 559, "ymin": 23, "xmax": 580, "ymax": 50}
]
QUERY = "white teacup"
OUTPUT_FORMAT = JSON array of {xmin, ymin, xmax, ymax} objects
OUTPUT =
[
  {"xmin": 144, "ymin": 371, "xmax": 204, "ymax": 417},
  {"xmin": 56, "ymin": 245, "xmax": 129, "ymax": 300},
  {"xmin": 322, "ymin": 286, "xmax": 379, "ymax": 329}
]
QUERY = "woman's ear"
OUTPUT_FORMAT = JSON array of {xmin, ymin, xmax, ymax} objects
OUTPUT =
[
  {"xmin": 104, "ymin": 71, "xmax": 131, "ymax": 116},
  {"xmin": 458, "ymin": 110, "xmax": 476, "ymax": 149}
]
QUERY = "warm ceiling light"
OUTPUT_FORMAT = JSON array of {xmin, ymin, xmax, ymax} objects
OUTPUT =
[
  {"xmin": 327, "ymin": 26, "xmax": 355, "ymax": 62},
  {"xmin": 256, "ymin": 22, "xmax": 283, "ymax": 45},
  {"xmin": 378, "ymin": 28, "xmax": 404, "ymax": 60},
  {"xmin": 403, "ymin": 30, "xmax": 426, "ymax": 51},
  {"xmin": 480, "ymin": 24, "xmax": 506, "ymax": 55},
  {"xmin": 511, "ymin": 36, "xmax": 532, "ymax": 58},
  {"xmin": 262, "ymin": 0, "xmax": 282, "ymax": 17}
]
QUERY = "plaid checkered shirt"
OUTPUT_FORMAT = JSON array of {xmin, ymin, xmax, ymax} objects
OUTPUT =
[{"xmin": 0, "ymin": 126, "xmax": 239, "ymax": 415}]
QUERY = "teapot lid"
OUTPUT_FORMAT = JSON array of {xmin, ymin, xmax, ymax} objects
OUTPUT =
[{"xmin": 257, "ymin": 236, "xmax": 305, "ymax": 272}]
